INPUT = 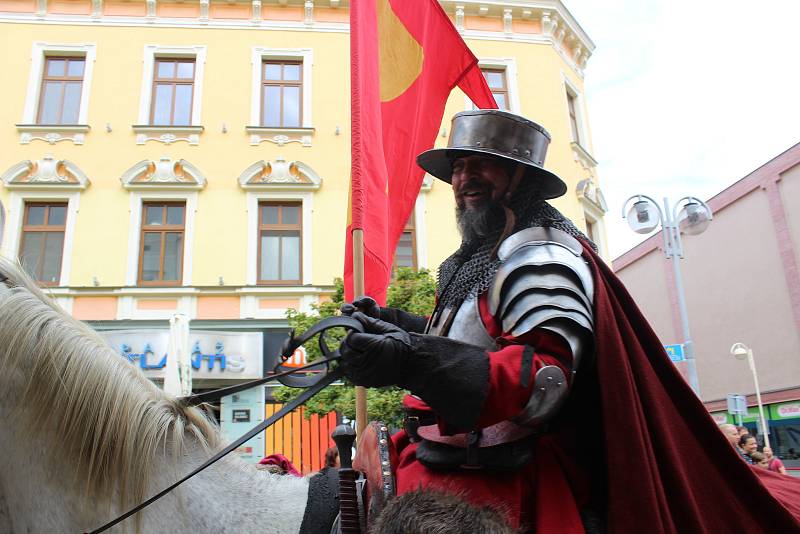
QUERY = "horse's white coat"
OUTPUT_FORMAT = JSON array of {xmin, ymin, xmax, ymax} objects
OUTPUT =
[{"xmin": 0, "ymin": 257, "xmax": 312, "ymax": 533}]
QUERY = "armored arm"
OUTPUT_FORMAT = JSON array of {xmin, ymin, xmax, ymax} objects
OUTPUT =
[
  {"xmin": 341, "ymin": 296, "xmax": 428, "ymax": 333},
  {"xmin": 486, "ymin": 227, "xmax": 594, "ymax": 427}
]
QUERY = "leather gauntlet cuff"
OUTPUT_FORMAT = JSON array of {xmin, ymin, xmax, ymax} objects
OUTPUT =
[
  {"xmin": 400, "ymin": 334, "xmax": 490, "ymax": 430},
  {"xmin": 379, "ymin": 307, "xmax": 428, "ymax": 334}
]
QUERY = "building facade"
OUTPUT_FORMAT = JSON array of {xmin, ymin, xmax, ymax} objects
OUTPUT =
[
  {"xmin": 0, "ymin": 0, "xmax": 606, "ymax": 468},
  {"xmin": 613, "ymin": 144, "xmax": 800, "ymax": 463}
]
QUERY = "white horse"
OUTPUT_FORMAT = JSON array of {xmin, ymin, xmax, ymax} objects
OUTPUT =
[{"xmin": 0, "ymin": 256, "xmax": 329, "ymax": 533}]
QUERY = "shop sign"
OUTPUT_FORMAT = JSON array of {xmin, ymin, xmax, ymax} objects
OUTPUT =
[
  {"xmin": 710, "ymin": 412, "xmax": 730, "ymax": 424},
  {"xmin": 774, "ymin": 402, "xmax": 800, "ymax": 419},
  {"xmin": 103, "ymin": 329, "xmax": 263, "ymax": 380}
]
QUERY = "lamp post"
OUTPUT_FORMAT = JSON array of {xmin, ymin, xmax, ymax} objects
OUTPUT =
[
  {"xmin": 731, "ymin": 342, "xmax": 770, "ymax": 448},
  {"xmin": 621, "ymin": 195, "xmax": 713, "ymax": 397}
]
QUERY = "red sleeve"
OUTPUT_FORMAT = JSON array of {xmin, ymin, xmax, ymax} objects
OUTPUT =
[{"xmin": 474, "ymin": 292, "xmax": 574, "ymax": 429}]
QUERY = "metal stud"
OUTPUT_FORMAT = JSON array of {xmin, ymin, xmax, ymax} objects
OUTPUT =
[
  {"xmin": 380, "ymin": 438, "xmax": 387, "ymax": 445},
  {"xmin": 380, "ymin": 426, "xmax": 388, "ymax": 432}
]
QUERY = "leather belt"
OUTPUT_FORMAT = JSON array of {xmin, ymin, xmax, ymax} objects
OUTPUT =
[{"xmin": 403, "ymin": 410, "xmax": 437, "ymax": 443}]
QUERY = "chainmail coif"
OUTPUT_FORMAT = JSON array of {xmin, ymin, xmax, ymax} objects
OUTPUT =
[{"xmin": 436, "ymin": 179, "xmax": 597, "ymax": 309}]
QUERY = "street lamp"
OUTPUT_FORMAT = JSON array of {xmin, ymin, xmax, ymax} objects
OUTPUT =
[
  {"xmin": 621, "ymin": 195, "xmax": 714, "ymax": 396},
  {"xmin": 731, "ymin": 342, "xmax": 770, "ymax": 448}
]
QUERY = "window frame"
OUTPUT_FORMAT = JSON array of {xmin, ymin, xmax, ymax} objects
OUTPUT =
[
  {"xmin": 260, "ymin": 60, "xmax": 304, "ymax": 128},
  {"xmin": 125, "ymin": 191, "xmax": 198, "ymax": 287},
  {"xmin": 465, "ymin": 58, "xmax": 519, "ymax": 113},
  {"xmin": 563, "ymin": 76, "xmax": 588, "ymax": 148},
  {"xmin": 393, "ymin": 214, "xmax": 418, "ymax": 271},
  {"xmin": 137, "ymin": 45, "xmax": 206, "ymax": 127},
  {"xmin": 245, "ymin": 191, "xmax": 313, "ymax": 287},
  {"xmin": 2, "ymin": 191, "xmax": 81, "ymax": 287},
  {"xmin": 137, "ymin": 201, "xmax": 187, "ymax": 286},
  {"xmin": 256, "ymin": 201, "xmax": 303, "ymax": 285},
  {"xmin": 18, "ymin": 202, "xmax": 68, "ymax": 286},
  {"xmin": 250, "ymin": 48, "xmax": 313, "ymax": 129},
  {"xmin": 36, "ymin": 56, "xmax": 86, "ymax": 125},
  {"xmin": 480, "ymin": 67, "xmax": 510, "ymax": 112},
  {"xmin": 149, "ymin": 58, "xmax": 196, "ymax": 126},
  {"xmin": 21, "ymin": 42, "xmax": 96, "ymax": 126}
]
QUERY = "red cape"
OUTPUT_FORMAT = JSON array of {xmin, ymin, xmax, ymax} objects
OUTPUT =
[{"xmin": 586, "ymin": 243, "xmax": 800, "ymax": 531}]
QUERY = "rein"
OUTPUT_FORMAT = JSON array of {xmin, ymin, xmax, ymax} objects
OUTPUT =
[{"xmin": 85, "ymin": 315, "xmax": 363, "ymax": 534}]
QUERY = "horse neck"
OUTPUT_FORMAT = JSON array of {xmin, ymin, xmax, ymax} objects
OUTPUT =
[{"xmin": 0, "ymin": 410, "xmax": 310, "ymax": 534}]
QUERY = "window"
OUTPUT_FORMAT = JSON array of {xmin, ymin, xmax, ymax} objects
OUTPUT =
[
  {"xmin": 138, "ymin": 202, "xmax": 185, "ymax": 285},
  {"xmin": 482, "ymin": 68, "xmax": 508, "ymax": 111},
  {"xmin": 258, "ymin": 202, "xmax": 301, "ymax": 284},
  {"xmin": 19, "ymin": 202, "xmax": 67, "ymax": 285},
  {"xmin": 585, "ymin": 217, "xmax": 597, "ymax": 244},
  {"xmin": 37, "ymin": 57, "xmax": 85, "ymax": 125},
  {"xmin": 261, "ymin": 61, "xmax": 302, "ymax": 128},
  {"xmin": 393, "ymin": 216, "xmax": 417, "ymax": 270},
  {"xmin": 566, "ymin": 90, "xmax": 581, "ymax": 144},
  {"xmin": 150, "ymin": 59, "xmax": 195, "ymax": 126}
]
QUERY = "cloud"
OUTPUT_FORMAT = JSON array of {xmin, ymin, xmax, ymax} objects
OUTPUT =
[{"xmin": 565, "ymin": 0, "xmax": 800, "ymax": 258}]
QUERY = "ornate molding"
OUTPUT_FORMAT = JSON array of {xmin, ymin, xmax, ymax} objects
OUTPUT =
[
  {"xmin": 304, "ymin": 0, "xmax": 313, "ymax": 24},
  {"xmin": 36, "ymin": 0, "xmax": 46, "ymax": 18},
  {"xmin": 16, "ymin": 124, "xmax": 90, "ymax": 146},
  {"xmin": 576, "ymin": 178, "xmax": 608, "ymax": 215},
  {"xmin": 503, "ymin": 8, "xmax": 512, "ymax": 34},
  {"xmin": 455, "ymin": 5, "xmax": 465, "ymax": 31},
  {"xmin": 200, "ymin": 0, "xmax": 209, "ymax": 22},
  {"xmin": 92, "ymin": 0, "xmax": 102, "ymax": 19},
  {"xmin": 251, "ymin": 0, "xmax": 262, "ymax": 22},
  {"xmin": 571, "ymin": 141, "xmax": 598, "ymax": 171},
  {"xmin": 121, "ymin": 157, "xmax": 207, "ymax": 190},
  {"xmin": 132, "ymin": 125, "xmax": 203, "ymax": 146},
  {"xmin": 238, "ymin": 157, "xmax": 321, "ymax": 190},
  {"xmin": 245, "ymin": 126, "xmax": 314, "ymax": 147},
  {"xmin": 421, "ymin": 173, "xmax": 434, "ymax": 192},
  {"xmin": 1, "ymin": 156, "xmax": 90, "ymax": 190},
  {"xmin": 146, "ymin": 0, "xmax": 156, "ymax": 20}
]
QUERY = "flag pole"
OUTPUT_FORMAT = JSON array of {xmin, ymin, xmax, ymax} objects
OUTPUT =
[{"xmin": 351, "ymin": 228, "xmax": 368, "ymax": 445}]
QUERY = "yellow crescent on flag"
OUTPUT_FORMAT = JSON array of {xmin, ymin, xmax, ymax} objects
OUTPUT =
[{"xmin": 377, "ymin": 0, "xmax": 424, "ymax": 102}]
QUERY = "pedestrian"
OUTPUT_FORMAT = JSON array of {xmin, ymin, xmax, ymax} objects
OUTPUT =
[
  {"xmin": 751, "ymin": 451, "xmax": 769, "ymax": 469},
  {"xmin": 739, "ymin": 434, "xmax": 758, "ymax": 464},
  {"xmin": 764, "ymin": 447, "xmax": 787, "ymax": 475},
  {"xmin": 737, "ymin": 425, "xmax": 749, "ymax": 437}
]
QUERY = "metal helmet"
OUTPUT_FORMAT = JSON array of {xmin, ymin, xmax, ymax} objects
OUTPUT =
[{"xmin": 416, "ymin": 109, "xmax": 567, "ymax": 200}]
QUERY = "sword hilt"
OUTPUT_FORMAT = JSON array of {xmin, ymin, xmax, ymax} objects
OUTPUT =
[{"xmin": 332, "ymin": 424, "xmax": 360, "ymax": 534}]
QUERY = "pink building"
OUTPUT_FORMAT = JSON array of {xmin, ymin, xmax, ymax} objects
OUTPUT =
[{"xmin": 613, "ymin": 143, "xmax": 800, "ymax": 461}]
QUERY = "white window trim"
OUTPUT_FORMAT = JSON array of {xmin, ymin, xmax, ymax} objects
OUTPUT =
[
  {"xmin": 245, "ymin": 191, "xmax": 313, "ymax": 286},
  {"xmin": 563, "ymin": 75, "xmax": 589, "ymax": 148},
  {"xmin": 250, "ymin": 47, "xmax": 313, "ymax": 128},
  {"xmin": 3, "ymin": 190, "xmax": 80, "ymax": 286},
  {"xmin": 124, "ymin": 191, "xmax": 198, "ymax": 286},
  {"xmin": 137, "ymin": 45, "xmax": 207, "ymax": 126},
  {"xmin": 464, "ymin": 57, "xmax": 520, "ymax": 113},
  {"xmin": 582, "ymin": 208, "xmax": 607, "ymax": 258},
  {"xmin": 21, "ymin": 42, "xmax": 97, "ymax": 125}
]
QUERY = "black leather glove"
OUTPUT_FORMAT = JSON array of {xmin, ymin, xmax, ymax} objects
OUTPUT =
[
  {"xmin": 340, "ymin": 312, "xmax": 411, "ymax": 387},
  {"xmin": 340, "ymin": 297, "xmax": 428, "ymax": 333},
  {"xmin": 341, "ymin": 312, "xmax": 490, "ymax": 430},
  {"xmin": 340, "ymin": 296, "xmax": 381, "ymax": 319}
]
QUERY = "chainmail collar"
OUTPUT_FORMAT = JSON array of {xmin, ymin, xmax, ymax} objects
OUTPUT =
[{"xmin": 436, "ymin": 181, "xmax": 597, "ymax": 309}]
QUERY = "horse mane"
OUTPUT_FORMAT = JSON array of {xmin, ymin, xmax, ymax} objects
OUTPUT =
[{"xmin": 0, "ymin": 256, "xmax": 221, "ymax": 510}]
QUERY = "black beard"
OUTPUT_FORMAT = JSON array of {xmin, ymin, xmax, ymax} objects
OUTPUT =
[{"xmin": 456, "ymin": 200, "xmax": 506, "ymax": 244}]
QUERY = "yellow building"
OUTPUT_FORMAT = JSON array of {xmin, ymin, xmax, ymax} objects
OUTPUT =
[{"xmin": 0, "ymin": 0, "xmax": 606, "ymax": 466}]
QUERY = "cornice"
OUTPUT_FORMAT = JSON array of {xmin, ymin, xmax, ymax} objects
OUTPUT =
[{"xmin": 0, "ymin": 0, "xmax": 593, "ymax": 72}]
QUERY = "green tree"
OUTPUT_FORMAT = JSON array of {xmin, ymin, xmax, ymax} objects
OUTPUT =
[{"xmin": 273, "ymin": 267, "xmax": 436, "ymax": 429}]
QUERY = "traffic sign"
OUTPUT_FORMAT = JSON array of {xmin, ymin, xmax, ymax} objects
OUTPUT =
[
  {"xmin": 727, "ymin": 394, "xmax": 747, "ymax": 415},
  {"xmin": 664, "ymin": 344, "xmax": 685, "ymax": 362}
]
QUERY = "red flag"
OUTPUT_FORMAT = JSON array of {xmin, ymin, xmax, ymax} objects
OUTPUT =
[{"xmin": 345, "ymin": 0, "xmax": 497, "ymax": 304}]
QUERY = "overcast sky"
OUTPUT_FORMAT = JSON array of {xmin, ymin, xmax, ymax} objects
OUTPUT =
[{"xmin": 563, "ymin": 0, "xmax": 800, "ymax": 259}]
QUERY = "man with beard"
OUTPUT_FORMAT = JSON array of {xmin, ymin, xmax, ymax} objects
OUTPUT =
[
  {"xmin": 340, "ymin": 110, "xmax": 800, "ymax": 533},
  {"xmin": 341, "ymin": 109, "xmax": 598, "ymax": 532}
]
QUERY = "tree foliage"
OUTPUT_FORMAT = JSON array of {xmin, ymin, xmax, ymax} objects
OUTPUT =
[{"xmin": 273, "ymin": 268, "xmax": 436, "ymax": 429}]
